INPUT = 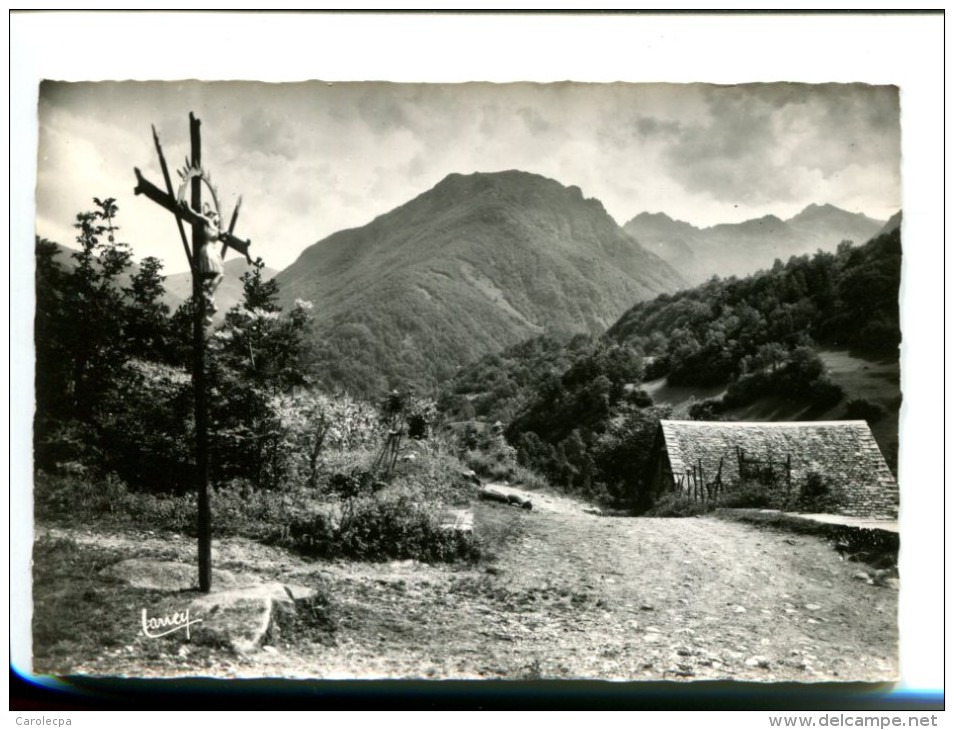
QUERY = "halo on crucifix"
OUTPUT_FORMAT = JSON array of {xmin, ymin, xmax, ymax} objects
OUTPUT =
[{"xmin": 176, "ymin": 164, "xmax": 222, "ymax": 224}]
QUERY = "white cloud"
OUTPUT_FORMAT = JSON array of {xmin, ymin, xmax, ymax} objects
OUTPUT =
[{"xmin": 35, "ymin": 81, "xmax": 902, "ymax": 272}]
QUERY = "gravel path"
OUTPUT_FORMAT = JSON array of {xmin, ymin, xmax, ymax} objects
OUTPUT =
[{"xmin": 37, "ymin": 487, "xmax": 897, "ymax": 681}]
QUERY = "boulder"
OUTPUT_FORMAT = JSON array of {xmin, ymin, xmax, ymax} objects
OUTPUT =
[{"xmin": 189, "ymin": 583, "xmax": 317, "ymax": 653}]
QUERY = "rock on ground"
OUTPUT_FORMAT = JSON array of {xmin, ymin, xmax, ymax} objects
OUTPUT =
[{"xmin": 189, "ymin": 583, "xmax": 316, "ymax": 653}]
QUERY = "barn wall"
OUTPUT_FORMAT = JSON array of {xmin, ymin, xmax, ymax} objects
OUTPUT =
[{"xmin": 657, "ymin": 421, "xmax": 898, "ymax": 519}]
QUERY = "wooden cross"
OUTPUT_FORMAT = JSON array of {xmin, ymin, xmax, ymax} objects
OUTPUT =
[
  {"xmin": 133, "ymin": 112, "xmax": 260, "ymax": 592},
  {"xmin": 133, "ymin": 168, "xmax": 257, "ymax": 267}
]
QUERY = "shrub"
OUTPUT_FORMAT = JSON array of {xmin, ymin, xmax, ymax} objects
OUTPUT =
[
  {"xmin": 34, "ymin": 470, "xmax": 304, "ymax": 539},
  {"xmin": 388, "ymin": 438, "xmax": 478, "ymax": 505},
  {"xmin": 271, "ymin": 510, "xmax": 339, "ymax": 558},
  {"xmin": 327, "ymin": 469, "xmax": 382, "ymax": 498},
  {"xmin": 94, "ymin": 360, "xmax": 194, "ymax": 494},
  {"xmin": 276, "ymin": 494, "xmax": 480, "ymax": 564},
  {"xmin": 33, "ymin": 419, "xmax": 104, "ymax": 475},
  {"xmin": 843, "ymin": 398, "xmax": 887, "ymax": 424},
  {"xmin": 625, "ymin": 388, "xmax": 654, "ymax": 408},
  {"xmin": 718, "ymin": 479, "xmax": 792, "ymax": 510},
  {"xmin": 510, "ymin": 465, "xmax": 550, "ymax": 492},
  {"xmin": 462, "ymin": 425, "xmax": 519, "ymax": 482},
  {"xmin": 808, "ymin": 378, "xmax": 844, "ymax": 409},
  {"xmin": 687, "ymin": 398, "xmax": 726, "ymax": 421},
  {"xmin": 644, "ymin": 492, "xmax": 710, "ymax": 517},
  {"xmin": 35, "ymin": 470, "xmax": 130, "ymax": 522},
  {"xmin": 796, "ymin": 470, "xmax": 845, "ymax": 513},
  {"xmin": 337, "ymin": 495, "xmax": 480, "ymax": 563}
]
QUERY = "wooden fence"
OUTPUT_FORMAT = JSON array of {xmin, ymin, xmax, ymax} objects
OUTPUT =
[{"xmin": 673, "ymin": 447, "xmax": 794, "ymax": 504}]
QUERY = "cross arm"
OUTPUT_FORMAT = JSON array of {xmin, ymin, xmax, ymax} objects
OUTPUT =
[
  {"xmin": 134, "ymin": 167, "xmax": 197, "ymax": 221},
  {"xmin": 134, "ymin": 168, "xmax": 258, "ymax": 265},
  {"xmin": 221, "ymin": 231, "xmax": 257, "ymax": 266}
]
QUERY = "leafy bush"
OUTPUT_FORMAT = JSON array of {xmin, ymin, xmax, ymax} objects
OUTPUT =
[
  {"xmin": 796, "ymin": 470, "xmax": 845, "ymax": 513},
  {"xmin": 33, "ymin": 419, "xmax": 104, "ymax": 474},
  {"xmin": 843, "ymin": 398, "xmax": 887, "ymax": 424},
  {"xmin": 687, "ymin": 398, "xmax": 727, "ymax": 421},
  {"xmin": 34, "ymin": 470, "xmax": 306, "ymax": 539},
  {"xmin": 35, "ymin": 471, "xmax": 199, "ymax": 534},
  {"xmin": 644, "ymin": 492, "xmax": 710, "ymax": 517},
  {"xmin": 35, "ymin": 470, "xmax": 131, "ymax": 522},
  {"xmin": 461, "ymin": 424, "xmax": 519, "ymax": 482},
  {"xmin": 276, "ymin": 494, "xmax": 480, "ymax": 563},
  {"xmin": 718, "ymin": 479, "xmax": 792, "ymax": 510},
  {"xmin": 808, "ymin": 378, "xmax": 845, "ymax": 409},
  {"xmin": 327, "ymin": 469, "xmax": 382, "ymax": 498},
  {"xmin": 625, "ymin": 387, "xmax": 653, "ymax": 408},
  {"xmin": 378, "ymin": 436, "xmax": 481, "ymax": 506},
  {"xmin": 94, "ymin": 360, "xmax": 194, "ymax": 493},
  {"xmin": 720, "ymin": 349, "xmax": 842, "ymax": 411},
  {"xmin": 510, "ymin": 465, "xmax": 551, "ymax": 492}
]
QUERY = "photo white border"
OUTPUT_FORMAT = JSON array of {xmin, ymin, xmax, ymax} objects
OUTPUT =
[{"xmin": 8, "ymin": 10, "xmax": 945, "ymax": 698}]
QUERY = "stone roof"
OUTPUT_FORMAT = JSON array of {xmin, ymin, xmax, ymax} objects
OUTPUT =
[{"xmin": 658, "ymin": 420, "xmax": 898, "ymax": 517}]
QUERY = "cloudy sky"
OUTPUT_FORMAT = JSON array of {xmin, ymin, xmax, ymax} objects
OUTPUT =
[{"xmin": 36, "ymin": 80, "xmax": 901, "ymax": 273}]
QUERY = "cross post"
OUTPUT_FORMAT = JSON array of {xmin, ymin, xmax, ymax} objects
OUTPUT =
[
  {"xmin": 133, "ymin": 112, "xmax": 258, "ymax": 593},
  {"xmin": 189, "ymin": 113, "xmax": 212, "ymax": 593}
]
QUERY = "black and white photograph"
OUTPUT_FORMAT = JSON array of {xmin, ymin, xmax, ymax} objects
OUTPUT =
[{"xmin": 11, "ymin": 11, "xmax": 944, "ymax": 710}]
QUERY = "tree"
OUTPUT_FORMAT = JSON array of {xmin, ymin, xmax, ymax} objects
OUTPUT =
[
  {"xmin": 34, "ymin": 198, "xmax": 182, "ymax": 479},
  {"xmin": 212, "ymin": 260, "xmax": 313, "ymax": 391},
  {"xmin": 203, "ymin": 262, "xmax": 316, "ymax": 489},
  {"xmin": 35, "ymin": 238, "xmax": 72, "ymax": 421},
  {"xmin": 124, "ymin": 256, "xmax": 171, "ymax": 361},
  {"xmin": 63, "ymin": 199, "xmax": 133, "ymax": 421},
  {"xmin": 754, "ymin": 342, "xmax": 788, "ymax": 373}
]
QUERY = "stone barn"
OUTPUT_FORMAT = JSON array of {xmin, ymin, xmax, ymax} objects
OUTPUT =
[{"xmin": 646, "ymin": 420, "xmax": 898, "ymax": 518}]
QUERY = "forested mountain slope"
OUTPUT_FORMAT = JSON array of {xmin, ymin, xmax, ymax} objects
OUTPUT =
[{"xmin": 276, "ymin": 170, "xmax": 685, "ymax": 394}]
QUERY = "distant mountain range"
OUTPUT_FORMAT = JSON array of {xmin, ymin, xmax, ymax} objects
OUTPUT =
[
  {"xmin": 44, "ymin": 242, "xmax": 276, "ymax": 321},
  {"xmin": 39, "ymin": 175, "xmax": 896, "ymax": 400},
  {"xmin": 44, "ymin": 240, "xmax": 185, "ymax": 309},
  {"xmin": 623, "ymin": 203, "xmax": 887, "ymax": 284},
  {"xmin": 275, "ymin": 170, "xmax": 686, "ymax": 394}
]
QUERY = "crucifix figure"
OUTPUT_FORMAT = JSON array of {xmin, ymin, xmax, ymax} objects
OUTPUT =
[
  {"xmin": 179, "ymin": 198, "xmax": 225, "ymax": 314},
  {"xmin": 133, "ymin": 112, "xmax": 262, "ymax": 592},
  {"xmin": 135, "ymin": 155, "xmax": 261, "ymax": 321}
]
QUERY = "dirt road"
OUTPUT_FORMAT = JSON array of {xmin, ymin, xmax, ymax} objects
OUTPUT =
[{"xmin": 39, "ymin": 486, "xmax": 898, "ymax": 681}]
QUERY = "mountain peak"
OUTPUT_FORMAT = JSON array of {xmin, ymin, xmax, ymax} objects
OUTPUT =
[
  {"xmin": 624, "ymin": 203, "xmax": 888, "ymax": 285},
  {"xmin": 276, "ymin": 171, "xmax": 684, "ymax": 393},
  {"xmin": 632, "ymin": 211, "xmax": 675, "ymax": 224},
  {"xmin": 787, "ymin": 202, "xmax": 883, "ymax": 226}
]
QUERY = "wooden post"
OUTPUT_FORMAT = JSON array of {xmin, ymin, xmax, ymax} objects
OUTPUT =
[
  {"xmin": 190, "ymin": 112, "xmax": 212, "ymax": 593},
  {"xmin": 713, "ymin": 456, "xmax": 724, "ymax": 501},
  {"xmin": 135, "ymin": 113, "xmax": 260, "ymax": 595}
]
